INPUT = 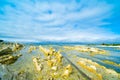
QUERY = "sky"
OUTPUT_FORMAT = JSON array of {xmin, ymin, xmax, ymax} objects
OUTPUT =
[{"xmin": 0, "ymin": 0, "xmax": 120, "ymax": 43}]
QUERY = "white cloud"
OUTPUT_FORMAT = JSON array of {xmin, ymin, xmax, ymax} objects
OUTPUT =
[{"xmin": 0, "ymin": 0, "xmax": 118, "ymax": 42}]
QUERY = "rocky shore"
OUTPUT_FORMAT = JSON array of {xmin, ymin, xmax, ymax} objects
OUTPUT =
[{"xmin": 0, "ymin": 42, "xmax": 120, "ymax": 80}]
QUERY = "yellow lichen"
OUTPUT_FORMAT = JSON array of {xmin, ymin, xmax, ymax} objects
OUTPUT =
[
  {"xmin": 77, "ymin": 59, "xmax": 103, "ymax": 80},
  {"xmin": 64, "ymin": 46, "xmax": 108, "ymax": 56},
  {"xmin": 28, "ymin": 46, "xmax": 36, "ymax": 53},
  {"xmin": 62, "ymin": 64, "xmax": 72, "ymax": 78},
  {"xmin": 33, "ymin": 57, "xmax": 42, "ymax": 71}
]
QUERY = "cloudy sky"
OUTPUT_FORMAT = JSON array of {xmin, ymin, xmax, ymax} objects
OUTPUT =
[{"xmin": 0, "ymin": 0, "xmax": 120, "ymax": 42}]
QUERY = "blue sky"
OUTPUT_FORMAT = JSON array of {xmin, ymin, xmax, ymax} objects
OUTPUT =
[{"xmin": 0, "ymin": 0, "xmax": 120, "ymax": 42}]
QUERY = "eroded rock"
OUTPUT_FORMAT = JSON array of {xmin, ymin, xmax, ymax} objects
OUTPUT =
[
  {"xmin": 0, "ymin": 54, "xmax": 22, "ymax": 65},
  {"xmin": 0, "ymin": 47, "xmax": 13, "ymax": 56}
]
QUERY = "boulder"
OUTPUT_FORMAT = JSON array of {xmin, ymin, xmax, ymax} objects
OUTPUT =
[
  {"xmin": 0, "ymin": 40, "xmax": 3, "ymax": 42},
  {"xmin": 0, "ymin": 47, "xmax": 13, "ymax": 56}
]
